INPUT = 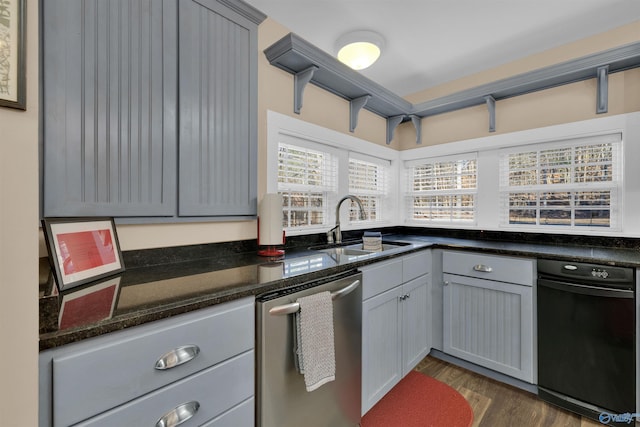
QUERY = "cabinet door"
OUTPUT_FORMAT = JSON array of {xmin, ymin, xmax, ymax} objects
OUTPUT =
[
  {"xmin": 443, "ymin": 273, "xmax": 534, "ymax": 383},
  {"xmin": 401, "ymin": 275, "xmax": 430, "ymax": 376},
  {"xmin": 43, "ymin": 0, "xmax": 177, "ymax": 217},
  {"xmin": 178, "ymin": 0, "xmax": 258, "ymax": 216},
  {"xmin": 362, "ymin": 286, "xmax": 403, "ymax": 415}
]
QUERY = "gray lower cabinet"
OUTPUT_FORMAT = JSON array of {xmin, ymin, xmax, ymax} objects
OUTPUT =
[
  {"xmin": 360, "ymin": 251, "xmax": 431, "ymax": 415},
  {"xmin": 442, "ymin": 251, "xmax": 534, "ymax": 383},
  {"xmin": 362, "ymin": 279, "xmax": 403, "ymax": 415},
  {"xmin": 38, "ymin": 297, "xmax": 255, "ymax": 427},
  {"xmin": 42, "ymin": 0, "xmax": 264, "ymax": 219},
  {"xmin": 401, "ymin": 275, "xmax": 430, "ymax": 374}
]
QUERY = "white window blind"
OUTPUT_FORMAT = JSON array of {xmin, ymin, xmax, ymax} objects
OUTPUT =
[
  {"xmin": 405, "ymin": 154, "xmax": 477, "ymax": 223},
  {"xmin": 278, "ymin": 142, "xmax": 338, "ymax": 229},
  {"xmin": 499, "ymin": 134, "xmax": 621, "ymax": 229},
  {"xmin": 348, "ymin": 153, "xmax": 390, "ymax": 223}
]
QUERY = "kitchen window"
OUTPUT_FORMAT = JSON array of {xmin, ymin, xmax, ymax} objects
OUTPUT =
[
  {"xmin": 405, "ymin": 154, "xmax": 477, "ymax": 224},
  {"xmin": 499, "ymin": 134, "xmax": 622, "ymax": 229},
  {"xmin": 276, "ymin": 136, "xmax": 393, "ymax": 232},
  {"xmin": 278, "ymin": 141, "xmax": 338, "ymax": 229},
  {"xmin": 348, "ymin": 153, "xmax": 390, "ymax": 223}
]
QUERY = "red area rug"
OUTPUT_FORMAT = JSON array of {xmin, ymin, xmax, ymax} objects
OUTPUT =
[{"xmin": 361, "ymin": 371, "xmax": 474, "ymax": 427}]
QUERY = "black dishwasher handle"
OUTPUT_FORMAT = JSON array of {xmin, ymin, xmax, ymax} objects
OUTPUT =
[{"xmin": 538, "ymin": 278, "xmax": 634, "ymax": 299}]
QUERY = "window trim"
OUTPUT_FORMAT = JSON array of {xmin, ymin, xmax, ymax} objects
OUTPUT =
[
  {"xmin": 267, "ymin": 110, "xmax": 400, "ymax": 236},
  {"xmin": 399, "ymin": 112, "xmax": 639, "ymax": 237},
  {"xmin": 497, "ymin": 134, "xmax": 622, "ymax": 231},
  {"xmin": 270, "ymin": 110, "xmax": 640, "ymax": 237},
  {"xmin": 348, "ymin": 153, "xmax": 392, "ymax": 225},
  {"xmin": 404, "ymin": 152, "xmax": 478, "ymax": 225},
  {"xmin": 277, "ymin": 140, "xmax": 339, "ymax": 230}
]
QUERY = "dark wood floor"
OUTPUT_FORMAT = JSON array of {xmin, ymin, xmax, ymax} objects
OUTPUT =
[{"xmin": 415, "ymin": 355, "xmax": 603, "ymax": 427}]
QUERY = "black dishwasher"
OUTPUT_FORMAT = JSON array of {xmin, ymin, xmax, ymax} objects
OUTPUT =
[{"xmin": 537, "ymin": 259, "xmax": 635, "ymax": 422}]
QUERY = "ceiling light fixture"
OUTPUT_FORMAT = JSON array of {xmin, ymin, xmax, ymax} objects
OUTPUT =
[{"xmin": 335, "ymin": 30, "xmax": 385, "ymax": 71}]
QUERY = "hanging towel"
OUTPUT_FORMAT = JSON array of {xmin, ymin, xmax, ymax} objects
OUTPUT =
[
  {"xmin": 293, "ymin": 310, "xmax": 304, "ymax": 373},
  {"xmin": 293, "ymin": 291, "xmax": 336, "ymax": 392}
]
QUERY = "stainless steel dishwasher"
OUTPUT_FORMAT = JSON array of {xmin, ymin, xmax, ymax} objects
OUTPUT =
[{"xmin": 256, "ymin": 271, "xmax": 362, "ymax": 427}]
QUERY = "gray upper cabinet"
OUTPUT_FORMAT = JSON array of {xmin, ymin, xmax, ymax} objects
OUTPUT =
[
  {"xmin": 43, "ymin": 0, "xmax": 265, "ymax": 219},
  {"xmin": 178, "ymin": 0, "xmax": 259, "ymax": 217},
  {"xmin": 43, "ymin": 0, "xmax": 178, "ymax": 217}
]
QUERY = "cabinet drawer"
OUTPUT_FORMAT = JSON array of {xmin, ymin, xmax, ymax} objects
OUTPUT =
[
  {"xmin": 51, "ymin": 297, "xmax": 254, "ymax": 427},
  {"xmin": 402, "ymin": 251, "xmax": 431, "ymax": 283},
  {"xmin": 360, "ymin": 258, "xmax": 403, "ymax": 300},
  {"xmin": 76, "ymin": 351, "xmax": 254, "ymax": 426},
  {"xmin": 201, "ymin": 397, "xmax": 254, "ymax": 427},
  {"xmin": 442, "ymin": 251, "xmax": 534, "ymax": 286}
]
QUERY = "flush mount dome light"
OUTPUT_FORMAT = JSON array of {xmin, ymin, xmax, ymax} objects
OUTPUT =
[{"xmin": 335, "ymin": 30, "xmax": 385, "ymax": 70}]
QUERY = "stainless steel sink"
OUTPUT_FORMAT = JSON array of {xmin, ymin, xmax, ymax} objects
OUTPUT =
[
  {"xmin": 316, "ymin": 246, "xmax": 375, "ymax": 262},
  {"xmin": 344, "ymin": 243, "xmax": 408, "ymax": 252},
  {"xmin": 315, "ymin": 241, "xmax": 410, "ymax": 257},
  {"xmin": 317, "ymin": 247, "xmax": 373, "ymax": 256}
]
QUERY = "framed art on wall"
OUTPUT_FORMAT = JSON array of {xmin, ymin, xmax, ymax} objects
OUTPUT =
[
  {"xmin": 42, "ymin": 218, "xmax": 125, "ymax": 290},
  {"xmin": 0, "ymin": 0, "xmax": 26, "ymax": 110}
]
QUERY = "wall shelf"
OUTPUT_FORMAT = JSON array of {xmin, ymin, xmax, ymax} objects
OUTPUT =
[
  {"xmin": 265, "ymin": 33, "xmax": 412, "ymax": 118},
  {"xmin": 410, "ymin": 42, "xmax": 640, "ymax": 118},
  {"xmin": 265, "ymin": 33, "xmax": 640, "ymax": 143}
]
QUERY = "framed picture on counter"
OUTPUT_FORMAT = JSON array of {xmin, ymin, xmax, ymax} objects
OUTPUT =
[{"xmin": 42, "ymin": 218, "xmax": 125, "ymax": 290}]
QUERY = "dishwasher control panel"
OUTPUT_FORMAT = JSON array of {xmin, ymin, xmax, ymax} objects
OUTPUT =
[{"xmin": 538, "ymin": 258, "xmax": 634, "ymax": 287}]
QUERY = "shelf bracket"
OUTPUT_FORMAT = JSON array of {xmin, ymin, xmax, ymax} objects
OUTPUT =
[
  {"xmin": 386, "ymin": 115, "xmax": 405, "ymax": 145},
  {"xmin": 596, "ymin": 65, "xmax": 609, "ymax": 114},
  {"xmin": 294, "ymin": 66, "xmax": 319, "ymax": 114},
  {"xmin": 349, "ymin": 95, "xmax": 371, "ymax": 132},
  {"xmin": 485, "ymin": 95, "xmax": 496, "ymax": 132},
  {"xmin": 409, "ymin": 115, "xmax": 422, "ymax": 144}
]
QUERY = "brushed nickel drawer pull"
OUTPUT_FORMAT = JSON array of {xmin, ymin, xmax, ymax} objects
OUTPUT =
[
  {"xmin": 156, "ymin": 401, "xmax": 200, "ymax": 427},
  {"xmin": 155, "ymin": 345, "xmax": 200, "ymax": 370},
  {"xmin": 473, "ymin": 264, "xmax": 493, "ymax": 273}
]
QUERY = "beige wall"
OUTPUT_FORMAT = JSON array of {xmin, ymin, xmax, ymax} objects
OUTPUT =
[
  {"xmin": 397, "ymin": 20, "xmax": 640, "ymax": 149},
  {"xmin": 397, "ymin": 68, "xmax": 640, "ymax": 149},
  {"xmin": 0, "ymin": 0, "xmax": 39, "ymax": 425},
  {"xmin": 406, "ymin": 21, "xmax": 640, "ymax": 103}
]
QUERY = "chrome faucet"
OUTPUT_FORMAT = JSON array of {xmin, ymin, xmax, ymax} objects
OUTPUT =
[{"xmin": 327, "ymin": 195, "xmax": 366, "ymax": 244}]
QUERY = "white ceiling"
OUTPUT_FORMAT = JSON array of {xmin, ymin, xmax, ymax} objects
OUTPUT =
[{"xmin": 244, "ymin": 0, "xmax": 640, "ymax": 97}]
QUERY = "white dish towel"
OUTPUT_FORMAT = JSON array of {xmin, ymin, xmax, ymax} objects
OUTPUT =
[{"xmin": 293, "ymin": 291, "xmax": 336, "ymax": 392}]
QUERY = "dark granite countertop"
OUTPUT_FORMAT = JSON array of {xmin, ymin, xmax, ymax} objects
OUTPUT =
[
  {"xmin": 400, "ymin": 235, "xmax": 640, "ymax": 267},
  {"xmin": 39, "ymin": 230, "xmax": 640, "ymax": 351}
]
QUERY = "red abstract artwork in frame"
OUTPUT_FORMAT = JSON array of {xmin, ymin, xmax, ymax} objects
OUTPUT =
[{"xmin": 42, "ymin": 218, "xmax": 125, "ymax": 291}]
